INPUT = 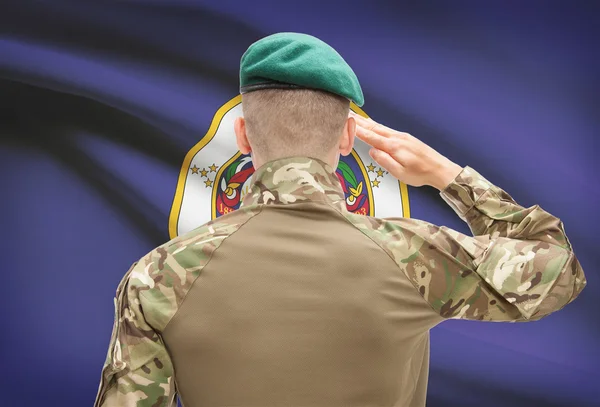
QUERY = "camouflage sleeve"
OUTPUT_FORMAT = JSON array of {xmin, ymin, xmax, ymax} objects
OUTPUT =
[
  {"xmin": 437, "ymin": 165, "xmax": 586, "ymax": 320},
  {"xmin": 94, "ymin": 261, "xmax": 177, "ymax": 407},
  {"xmin": 374, "ymin": 166, "xmax": 586, "ymax": 322}
]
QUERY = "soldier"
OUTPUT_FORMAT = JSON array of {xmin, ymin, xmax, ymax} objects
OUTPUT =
[{"xmin": 94, "ymin": 32, "xmax": 587, "ymax": 407}]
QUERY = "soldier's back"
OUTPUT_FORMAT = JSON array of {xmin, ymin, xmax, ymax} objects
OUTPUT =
[{"xmin": 162, "ymin": 194, "xmax": 439, "ymax": 407}]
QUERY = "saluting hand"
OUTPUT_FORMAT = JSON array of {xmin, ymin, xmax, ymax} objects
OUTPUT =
[{"xmin": 350, "ymin": 112, "xmax": 463, "ymax": 191}]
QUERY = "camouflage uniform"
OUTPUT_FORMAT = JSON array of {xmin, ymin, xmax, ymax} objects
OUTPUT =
[{"xmin": 94, "ymin": 156, "xmax": 586, "ymax": 407}]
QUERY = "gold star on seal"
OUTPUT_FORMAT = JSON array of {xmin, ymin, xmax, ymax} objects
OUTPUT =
[
  {"xmin": 190, "ymin": 165, "xmax": 199, "ymax": 174},
  {"xmin": 200, "ymin": 168, "xmax": 208, "ymax": 177},
  {"xmin": 367, "ymin": 163, "xmax": 376, "ymax": 172},
  {"xmin": 372, "ymin": 179, "xmax": 381, "ymax": 188},
  {"xmin": 204, "ymin": 179, "xmax": 213, "ymax": 188},
  {"xmin": 376, "ymin": 168, "xmax": 385, "ymax": 177},
  {"xmin": 209, "ymin": 164, "xmax": 218, "ymax": 172}
]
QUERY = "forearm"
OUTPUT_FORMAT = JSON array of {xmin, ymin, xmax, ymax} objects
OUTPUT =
[{"xmin": 440, "ymin": 166, "xmax": 571, "ymax": 245}]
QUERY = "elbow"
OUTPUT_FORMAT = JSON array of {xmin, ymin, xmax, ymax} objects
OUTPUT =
[
  {"xmin": 562, "ymin": 252, "xmax": 587, "ymax": 304},
  {"xmin": 522, "ymin": 250, "xmax": 587, "ymax": 321}
]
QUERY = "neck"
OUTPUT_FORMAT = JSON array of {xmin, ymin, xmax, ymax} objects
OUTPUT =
[{"xmin": 251, "ymin": 150, "xmax": 339, "ymax": 170}]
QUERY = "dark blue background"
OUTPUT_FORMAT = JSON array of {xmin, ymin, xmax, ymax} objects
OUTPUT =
[{"xmin": 1, "ymin": 1, "xmax": 598, "ymax": 406}]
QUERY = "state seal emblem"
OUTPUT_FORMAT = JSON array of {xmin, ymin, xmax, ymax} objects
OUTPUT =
[{"xmin": 169, "ymin": 96, "xmax": 410, "ymax": 238}]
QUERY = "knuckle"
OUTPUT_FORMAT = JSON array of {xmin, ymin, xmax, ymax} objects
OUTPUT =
[
  {"xmin": 396, "ymin": 132, "xmax": 414, "ymax": 142},
  {"xmin": 409, "ymin": 156, "xmax": 425, "ymax": 170},
  {"xmin": 371, "ymin": 131, "xmax": 385, "ymax": 145},
  {"xmin": 405, "ymin": 156, "xmax": 418, "ymax": 167},
  {"xmin": 389, "ymin": 139, "xmax": 403, "ymax": 151}
]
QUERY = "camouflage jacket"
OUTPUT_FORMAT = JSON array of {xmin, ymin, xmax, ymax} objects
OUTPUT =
[{"xmin": 94, "ymin": 156, "xmax": 586, "ymax": 407}]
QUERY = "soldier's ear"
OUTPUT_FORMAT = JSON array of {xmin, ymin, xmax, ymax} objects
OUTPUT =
[
  {"xmin": 339, "ymin": 116, "xmax": 356, "ymax": 156},
  {"xmin": 234, "ymin": 117, "xmax": 252, "ymax": 154}
]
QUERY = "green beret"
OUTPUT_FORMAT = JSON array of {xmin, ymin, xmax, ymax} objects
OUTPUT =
[{"xmin": 239, "ymin": 32, "xmax": 364, "ymax": 107}]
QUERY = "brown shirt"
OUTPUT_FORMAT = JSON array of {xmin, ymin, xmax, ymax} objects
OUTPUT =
[{"xmin": 95, "ymin": 156, "xmax": 586, "ymax": 407}]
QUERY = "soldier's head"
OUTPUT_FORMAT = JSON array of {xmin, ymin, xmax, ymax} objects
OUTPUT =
[{"xmin": 234, "ymin": 32, "xmax": 364, "ymax": 169}]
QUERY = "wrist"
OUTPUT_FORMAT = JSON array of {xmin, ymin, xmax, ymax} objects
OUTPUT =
[{"xmin": 430, "ymin": 161, "xmax": 463, "ymax": 191}]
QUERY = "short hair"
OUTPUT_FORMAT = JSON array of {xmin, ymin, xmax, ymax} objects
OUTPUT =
[{"xmin": 241, "ymin": 88, "xmax": 350, "ymax": 162}]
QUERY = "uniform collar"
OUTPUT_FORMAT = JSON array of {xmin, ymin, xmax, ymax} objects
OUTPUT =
[{"xmin": 240, "ymin": 156, "xmax": 347, "ymax": 212}]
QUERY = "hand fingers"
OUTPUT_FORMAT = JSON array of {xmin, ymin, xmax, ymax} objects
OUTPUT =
[
  {"xmin": 369, "ymin": 148, "xmax": 405, "ymax": 175},
  {"xmin": 350, "ymin": 111, "xmax": 413, "ymax": 141},
  {"xmin": 350, "ymin": 112, "xmax": 389, "ymax": 136},
  {"xmin": 350, "ymin": 112, "xmax": 396, "ymax": 138},
  {"xmin": 355, "ymin": 124, "xmax": 395, "ymax": 151}
]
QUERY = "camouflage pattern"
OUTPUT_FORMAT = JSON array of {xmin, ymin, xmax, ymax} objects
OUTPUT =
[
  {"xmin": 441, "ymin": 166, "xmax": 587, "ymax": 318},
  {"xmin": 239, "ymin": 157, "xmax": 585, "ymax": 322},
  {"xmin": 345, "ymin": 165, "xmax": 585, "ymax": 321},
  {"xmin": 94, "ymin": 206, "xmax": 262, "ymax": 407},
  {"xmin": 96, "ymin": 155, "xmax": 586, "ymax": 405},
  {"xmin": 239, "ymin": 157, "xmax": 348, "ymax": 212}
]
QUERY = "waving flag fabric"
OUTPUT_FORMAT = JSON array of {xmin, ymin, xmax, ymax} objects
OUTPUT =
[{"xmin": 0, "ymin": 1, "xmax": 598, "ymax": 406}]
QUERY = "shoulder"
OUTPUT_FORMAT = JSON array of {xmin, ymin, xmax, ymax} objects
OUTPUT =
[
  {"xmin": 123, "ymin": 205, "xmax": 263, "ymax": 330},
  {"xmin": 341, "ymin": 211, "xmax": 480, "ymax": 258},
  {"xmin": 338, "ymin": 211, "xmax": 422, "ymax": 265},
  {"xmin": 340, "ymin": 210, "xmax": 435, "ymax": 248},
  {"xmin": 339, "ymin": 211, "xmax": 472, "ymax": 284},
  {"xmin": 160, "ymin": 204, "xmax": 262, "ymax": 257}
]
